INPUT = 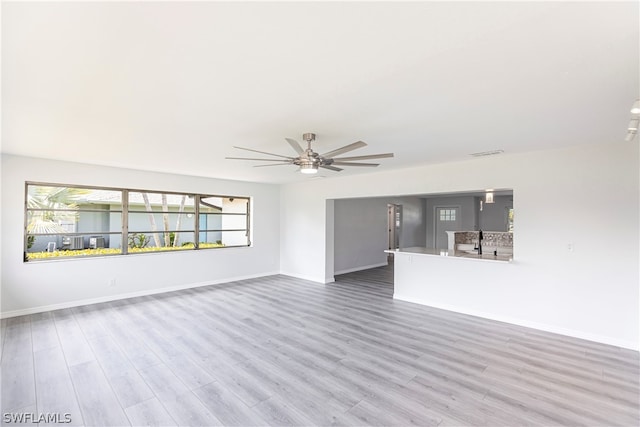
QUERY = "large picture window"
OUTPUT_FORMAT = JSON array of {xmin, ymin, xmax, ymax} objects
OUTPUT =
[{"xmin": 24, "ymin": 183, "xmax": 251, "ymax": 261}]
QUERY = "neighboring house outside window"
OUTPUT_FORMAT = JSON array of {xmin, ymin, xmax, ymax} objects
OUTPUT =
[{"xmin": 24, "ymin": 183, "xmax": 251, "ymax": 261}]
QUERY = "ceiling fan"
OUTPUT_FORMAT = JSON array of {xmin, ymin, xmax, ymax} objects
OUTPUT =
[{"xmin": 226, "ymin": 133, "xmax": 394, "ymax": 174}]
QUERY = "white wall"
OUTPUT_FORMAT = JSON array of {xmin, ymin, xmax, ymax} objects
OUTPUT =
[
  {"xmin": 333, "ymin": 196, "xmax": 425, "ymax": 274},
  {"xmin": 1, "ymin": 155, "xmax": 280, "ymax": 316},
  {"xmin": 280, "ymin": 142, "xmax": 640, "ymax": 349}
]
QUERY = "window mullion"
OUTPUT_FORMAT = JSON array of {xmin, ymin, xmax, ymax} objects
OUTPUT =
[
  {"xmin": 194, "ymin": 195, "xmax": 200, "ymax": 250},
  {"xmin": 246, "ymin": 198, "xmax": 251, "ymax": 246},
  {"xmin": 122, "ymin": 189, "xmax": 129, "ymax": 255}
]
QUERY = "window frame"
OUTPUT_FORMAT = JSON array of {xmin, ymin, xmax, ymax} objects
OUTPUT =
[
  {"xmin": 439, "ymin": 208, "xmax": 457, "ymax": 222},
  {"xmin": 24, "ymin": 182, "xmax": 252, "ymax": 262}
]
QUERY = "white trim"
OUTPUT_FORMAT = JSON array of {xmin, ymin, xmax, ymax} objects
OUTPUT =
[
  {"xmin": 334, "ymin": 262, "xmax": 389, "ymax": 276},
  {"xmin": 393, "ymin": 293, "xmax": 639, "ymax": 352},
  {"xmin": 0, "ymin": 271, "xmax": 279, "ymax": 319}
]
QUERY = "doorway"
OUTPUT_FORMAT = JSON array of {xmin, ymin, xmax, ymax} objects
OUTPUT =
[
  {"xmin": 387, "ymin": 204, "xmax": 402, "ymax": 250},
  {"xmin": 435, "ymin": 206, "xmax": 461, "ymax": 249}
]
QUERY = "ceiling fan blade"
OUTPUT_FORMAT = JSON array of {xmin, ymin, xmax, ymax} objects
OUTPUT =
[
  {"xmin": 226, "ymin": 157, "xmax": 291, "ymax": 162},
  {"xmin": 321, "ymin": 141, "xmax": 367, "ymax": 159},
  {"xmin": 319, "ymin": 165, "xmax": 343, "ymax": 172},
  {"xmin": 285, "ymin": 138, "xmax": 305, "ymax": 155},
  {"xmin": 332, "ymin": 153, "xmax": 394, "ymax": 161},
  {"xmin": 253, "ymin": 163, "xmax": 293, "ymax": 168},
  {"xmin": 331, "ymin": 162, "xmax": 380, "ymax": 167},
  {"xmin": 233, "ymin": 146, "xmax": 294, "ymax": 159}
]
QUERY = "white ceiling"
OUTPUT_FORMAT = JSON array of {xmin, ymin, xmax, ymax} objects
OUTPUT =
[{"xmin": 2, "ymin": 1, "xmax": 638, "ymax": 184}]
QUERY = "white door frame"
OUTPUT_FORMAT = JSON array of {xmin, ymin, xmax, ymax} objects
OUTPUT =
[{"xmin": 388, "ymin": 204, "xmax": 402, "ymax": 250}]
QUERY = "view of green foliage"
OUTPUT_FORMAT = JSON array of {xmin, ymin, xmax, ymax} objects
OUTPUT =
[
  {"xmin": 26, "ymin": 186, "xmax": 88, "ymax": 234},
  {"xmin": 128, "ymin": 232, "xmax": 150, "ymax": 249}
]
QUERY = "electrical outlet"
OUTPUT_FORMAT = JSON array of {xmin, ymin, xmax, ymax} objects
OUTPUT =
[
  {"xmin": 567, "ymin": 244, "xmax": 574, "ymax": 252},
  {"xmin": 108, "ymin": 278, "xmax": 116, "ymax": 287}
]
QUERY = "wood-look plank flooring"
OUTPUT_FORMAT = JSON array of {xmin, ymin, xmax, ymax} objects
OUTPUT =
[{"xmin": 1, "ymin": 264, "xmax": 638, "ymax": 426}]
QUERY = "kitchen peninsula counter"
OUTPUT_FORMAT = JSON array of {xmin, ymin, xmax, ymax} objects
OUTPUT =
[
  {"xmin": 386, "ymin": 246, "xmax": 513, "ymax": 263},
  {"xmin": 387, "ymin": 246, "xmax": 517, "ymax": 319}
]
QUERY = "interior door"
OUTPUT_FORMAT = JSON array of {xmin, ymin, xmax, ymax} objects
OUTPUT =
[
  {"xmin": 388, "ymin": 204, "xmax": 402, "ymax": 250},
  {"xmin": 435, "ymin": 206, "xmax": 461, "ymax": 249}
]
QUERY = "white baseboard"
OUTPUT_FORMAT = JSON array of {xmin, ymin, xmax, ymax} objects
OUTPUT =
[
  {"xmin": 334, "ymin": 262, "xmax": 389, "ymax": 276},
  {"xmin": 393, "ymin": 293, "xmax": 639, "ymax": 352},
  {"xmin": 278, "ymin": 271, "xmax": 327, "ymax": 284},
  {"xmin": 0, "ymin": 271, "xmax": 280, "ymax": 319}
]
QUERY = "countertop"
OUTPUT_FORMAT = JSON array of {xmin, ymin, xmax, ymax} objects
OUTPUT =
[{"xmin": 385, "ymin": 246, "xmax": 513, "ymax": 263}]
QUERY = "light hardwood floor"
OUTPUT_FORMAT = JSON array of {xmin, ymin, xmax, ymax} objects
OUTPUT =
[{"xmin": 1, "ymin": 264, "xmax": 638, "ymax": 426}]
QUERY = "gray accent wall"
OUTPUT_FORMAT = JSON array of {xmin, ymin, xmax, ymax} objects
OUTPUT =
[
  {"xmin": 425, "ymin": 196, "xmax": 477, "ymax": 248},
  {"xmin": 479, "ymin": 195, "xmax": 513, "ymax": 231},
  {"xmin": 333, "ymin": 196, "xmax": 426, "ymax": 274},
  {"xmin": 423, "ymin": 195, "xmax": 513, "ymax": 247}
]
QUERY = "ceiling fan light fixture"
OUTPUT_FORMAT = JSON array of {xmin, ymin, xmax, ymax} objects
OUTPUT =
[
  {"xmin": 299, "ymin": 163, "xmax": 318, "ymax": 174},
  {"xmin": 485, "ymin": 192, "xmax": 495, "ymax": 204},
  {"xmin": 628, "ymin": 118, "xmax": 639, "ymax": 132},
  {"xmin": 631, "ymin": 99, "xmax": 640, "ymax": 115}
]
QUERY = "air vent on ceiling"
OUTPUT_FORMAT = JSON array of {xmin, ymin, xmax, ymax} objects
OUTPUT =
[{"xmin": 470, "ymin": 149, "xmax": 504, "ymax": 157}]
